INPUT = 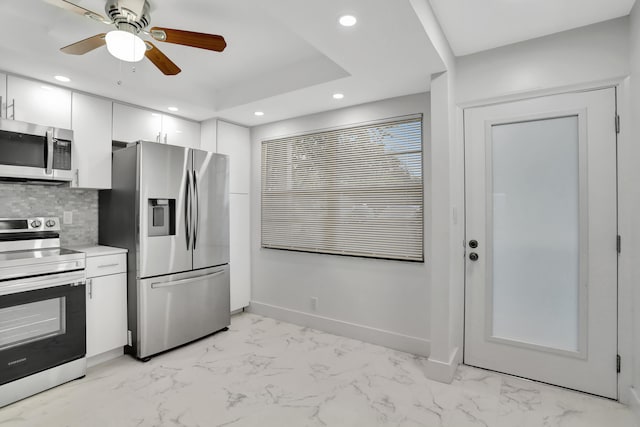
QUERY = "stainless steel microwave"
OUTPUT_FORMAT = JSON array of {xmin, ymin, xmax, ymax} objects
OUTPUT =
[{"xmin": 0, "ymin": 118, "xmax": 74, "ymax": 183}]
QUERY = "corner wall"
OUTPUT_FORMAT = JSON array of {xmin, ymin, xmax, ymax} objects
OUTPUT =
[{"xmin": 249, "ymin": 93, "xmax": 431, "ymax": 355}]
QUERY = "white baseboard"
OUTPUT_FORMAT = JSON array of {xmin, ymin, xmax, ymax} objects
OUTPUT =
[
  {"xmin": 630, "ymin": 387, "xmax": 640, "ymax": 426},
  {"xmin": 425, "ymin": 347, "xmax": 459, "ymax": 383},
  {"xmin": 87, "ymin": 348, "xmax": 124, "ymax": 368},
  {"xmin": 248, "ymin": 301, "xmax": 430, "ymax": 356}
]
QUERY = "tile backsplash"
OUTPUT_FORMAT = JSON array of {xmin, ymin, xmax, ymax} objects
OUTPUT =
[{"xmin": 0, "ymin": 183, "xmax": 98, "ymax": 246}]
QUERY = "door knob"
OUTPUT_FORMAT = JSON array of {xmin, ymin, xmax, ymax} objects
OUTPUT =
[
  {"xmin": 469, "ymin": 252, "xmax": 479, "ymax": 261},
  {"xmin": 469, "ymin": 240, "xmax": 478, "ymax": 248}
]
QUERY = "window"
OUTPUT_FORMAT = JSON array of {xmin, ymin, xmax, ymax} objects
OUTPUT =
[{"xmin": 261, "ymin": 114, "xmax": 423, "ymax": 261}]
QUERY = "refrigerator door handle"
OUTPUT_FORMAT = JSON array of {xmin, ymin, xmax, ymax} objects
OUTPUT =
[
  {"xmin": 184, "ymin": 171, "xmax": 191, "ymax": 250},
  {"xmin": 150, "ymin": 269, "xmax": 226, "ymax": 289},
  {"xmin": 193, "ymin": 169, "xmax": 199, "ymax": 250}
]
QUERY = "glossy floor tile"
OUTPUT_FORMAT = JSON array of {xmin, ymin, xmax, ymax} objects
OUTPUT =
[{"xmin": 0, "ymin": 313, "xmax": 635, "ymax": 426}]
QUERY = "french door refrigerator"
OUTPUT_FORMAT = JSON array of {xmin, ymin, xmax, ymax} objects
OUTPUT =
[{"xmin": 99, "ymin": 141, "xmax": 230, "ymax": 359}]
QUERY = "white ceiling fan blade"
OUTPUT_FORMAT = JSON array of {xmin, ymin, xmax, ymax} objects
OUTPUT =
[{"xmin": 43, "ymin": 0, "xmax": 111, "ymax": 24}]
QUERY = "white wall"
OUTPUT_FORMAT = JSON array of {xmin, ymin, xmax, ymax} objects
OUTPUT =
[
  {"xmin": 456, "ymin": 17, "xmax": 630, "ymax": 104},
  {"xmin": 627, "ymin": 2, "xmax": 640, "ymax": 417},
  {"xmin": 249, "ymin": 93, "xmax": 431, "ymax": 355}
]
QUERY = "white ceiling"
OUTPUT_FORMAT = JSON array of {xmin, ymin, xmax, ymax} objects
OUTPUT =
[
  {"xmin": 0, "ymin": 0, "xmax": 444, "ymax": 126},
  {"xmin": 429, "ymin": 0, "xmax": 636, "ymax": 57}
]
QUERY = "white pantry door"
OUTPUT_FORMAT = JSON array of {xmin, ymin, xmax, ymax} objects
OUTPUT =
[{"xmin": 463, "ymin": 88, "xmax": 618, "ymax": 398}]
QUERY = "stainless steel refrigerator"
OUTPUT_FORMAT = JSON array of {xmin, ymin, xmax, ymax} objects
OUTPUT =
[{"xmin": 99, "ymin": 141, "xmax": 230, "ymax": 360}]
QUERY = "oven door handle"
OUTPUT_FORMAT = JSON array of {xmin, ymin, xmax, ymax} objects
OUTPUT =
[
  {"xmin": 0, "ymin": 271, "xmax": 85, "ymax": 296},
  {"xmin": 0, "ymin": 260, "xmax": 84, "ymax": 282}
]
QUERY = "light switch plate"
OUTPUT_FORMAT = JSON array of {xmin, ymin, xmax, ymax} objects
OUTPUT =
[{"xmin": 63, "ymin": 211, "xmax": 73, "ymax": 225}]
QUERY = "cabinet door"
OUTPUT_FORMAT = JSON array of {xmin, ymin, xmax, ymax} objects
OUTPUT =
[
  {"xmin": 112, "ymin": 103, "xmax": 162, "ymax": 143},
  {"xmin": 162, "ymin": 115, "xmax": 201, "ymax": 148},
  {"xmin": 7, "ymin": 75, "xmax": 71, "ymax": 128},
  {"xmin": 71, "ymin": 93, "xmax": 112, "ymax": 189},
  {"xmin": 0, "ymin": 73, "xmax": 6, "ymax": 118},
  {"xmin": 217, "ymin": 121, "xmax": 250, "ymax": 194},
  {"xmin": 229, "ymin": 194, "xmax": 250, "ymax": 311},
  {"xmin": 86, "ymin": 273, "xmax": 128, "ymax": 358}
]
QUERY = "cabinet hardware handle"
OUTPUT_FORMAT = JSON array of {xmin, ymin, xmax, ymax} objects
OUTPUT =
[
  {"xmin": 156, "ymin": 132, "xmax": 161, "ymax": 143},
  {"xmin": 164, "ymin": 133, "xmax": 167, "ymax": 144},
  {"xmin": 0, "ymin": 96, "xmax": 3, "ymax": 118},
  {"xmin": 5, "ymin": 99, "xmax": 16, "ymax": 120},
  {"xmin": 98, "ymin": 263, "xmax": 119, "ymax": 268},
  {"xmin": 88, "ymin": 278, "xmax": 93, "ymax": 299}
]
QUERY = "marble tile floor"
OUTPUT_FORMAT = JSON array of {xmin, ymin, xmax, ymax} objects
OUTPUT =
[{"xmin": 0, "ymin": 313, "xmax": 635, "ymax": 427}]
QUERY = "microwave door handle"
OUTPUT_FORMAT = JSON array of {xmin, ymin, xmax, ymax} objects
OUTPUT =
[{"xmin": 45, "ymin": 128, "xmax": 54, "ymax": 175}]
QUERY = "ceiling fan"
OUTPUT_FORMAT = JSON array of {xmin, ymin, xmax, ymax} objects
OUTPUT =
[{"xmin": 44, "ymin": 0, "xmax": 227, "ymax": 75}]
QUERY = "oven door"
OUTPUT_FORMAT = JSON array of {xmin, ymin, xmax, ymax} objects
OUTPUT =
[{"xmin": 0, "ymin": 271, "xmax": 85, "ymax": 386}]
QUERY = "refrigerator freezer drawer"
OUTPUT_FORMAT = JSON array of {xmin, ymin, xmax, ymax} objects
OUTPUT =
[{"xmin": 137, "ymin": 265, "xmax": 230, "ymax": 358}]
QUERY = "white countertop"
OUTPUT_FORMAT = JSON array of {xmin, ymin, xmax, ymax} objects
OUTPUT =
[{"xmin": 68, "ymin": 245, "xmax": 128, "ymax": 257}]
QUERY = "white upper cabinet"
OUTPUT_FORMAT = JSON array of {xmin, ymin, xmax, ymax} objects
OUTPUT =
[
  {"xmin": 71, "ymin": 93, "xmax": 112, "ymax": 189},
  {"xmin": 112, "ymin": 103, "xmax": 162, "ymax": 143},
  {"xmin": 216, "ymin": 120, "xmax": 250, "ymax": 194},
  {"xmin": 6, "ymin": 75, "xmax": 72, "ymax": 129},
  {"xmin": 113, "ymin": 103, "xmax": 200, "ymax": 148},
  {"xmin": 0, "ymin": 73, "xmax": 6, "ymax": 118},
  {"xmin": 162, "ymin": 115, "xmax": 201, "ymax": 148}
]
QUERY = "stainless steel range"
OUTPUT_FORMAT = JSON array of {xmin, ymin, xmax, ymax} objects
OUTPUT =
[{"xmin": 0, "ymin": 217, "xmax": 86, "ymax": 407}]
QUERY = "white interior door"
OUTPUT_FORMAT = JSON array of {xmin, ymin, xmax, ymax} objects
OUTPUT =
[{"xmin": 464, "ymin": 88, "xmax": 618, "ymax": 399}]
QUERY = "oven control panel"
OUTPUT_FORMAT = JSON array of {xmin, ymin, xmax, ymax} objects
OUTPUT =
[{"xmin": 0, "ymin": 217, "xmax": 61, "ymax": 233}]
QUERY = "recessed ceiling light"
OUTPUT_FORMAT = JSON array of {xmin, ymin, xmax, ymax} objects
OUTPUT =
[
  {"xmin": 54, "ymin": 75, "xmax": 70, "ymax": 83},
  {"xmin": 254, "ymin": 111, "xmax": 264, "ymax": 116},
  {"xmin": 339, "ymin": 15, "xmax": 357, "ymax": 27},
  {"xmin": 167, "ymin": 106, "xmax": 179, "ymax": 112},
  {"xmin": 151, "ymin": 113, "xmax": 160, "ymax": 117},
  {"xmin": 333, "ymin": 93, "xmax": 344, "ymax": 99},
  {"xmin": 41, "ymin": 86, "xmax": 54, "ymax": 91}
]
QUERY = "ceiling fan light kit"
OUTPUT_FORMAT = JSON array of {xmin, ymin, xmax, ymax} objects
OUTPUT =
[
  {"xmin": 46, "ymin": 0, "xmax": 227, "ymax": 75},
  {"xmin": 105, "ymin": 26, "xmax": 145, "ymax": 62}
]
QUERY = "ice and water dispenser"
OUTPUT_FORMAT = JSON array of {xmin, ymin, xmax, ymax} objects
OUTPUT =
[{"xmin": 148, "ymin": 198, "xmax": 176, "ymax": 236}]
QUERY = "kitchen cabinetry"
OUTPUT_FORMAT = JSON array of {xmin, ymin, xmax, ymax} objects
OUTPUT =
[
  {"xmin": 216, "ymin": 120, "xmax": 251, "ymax": 311},
  {"xmin": 162, "ymin": 114, "xmax": 201, "ymax": 148},
  {"xmin": 217, "ymin": 120, "xmax": 250, "ymax": 194},
  {"xmin": 0, "ymin": 73, "xmax": 6, "ymax": 118},
  {"xmin": 6, "ymin": 75, "xmax": 71, "ymax": 128},
  {"xmin": 112, "ymin": 103, "xmax": 200, "ymax": 148},
  {"xmin": 71, "ymin": 93, "xmax": 112, "ymax": 189},
  {"xmin": 112, "ymin": 103, "xmax": 162, "ymax": 143},
  {"xmin": 80, "ymin": 246, "xmax": 128, "ymax": 366}
]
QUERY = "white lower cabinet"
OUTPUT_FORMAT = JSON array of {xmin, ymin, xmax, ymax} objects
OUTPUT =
[{"xmin": 84, "ymin": 250, "xmax": 128, "ymax": 363}]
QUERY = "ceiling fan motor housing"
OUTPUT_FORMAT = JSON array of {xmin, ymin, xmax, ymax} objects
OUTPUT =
[{"xmin": 105, "ymin": 0, "xmax": 150, "ymax": 32}]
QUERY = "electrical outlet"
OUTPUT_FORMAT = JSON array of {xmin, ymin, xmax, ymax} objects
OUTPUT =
[
  {"xmin": 63, "ymin": 211, "xmax": 73, "ymax": 225},
  {"xmin": 311, "ymin": 296, "xmax": 318, "ymax": 311}
]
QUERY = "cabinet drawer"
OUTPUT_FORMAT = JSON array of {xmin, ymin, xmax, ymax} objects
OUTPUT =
[{"xmin": 86, "ymin": 254, "xmax": 126, "ymax": 278}]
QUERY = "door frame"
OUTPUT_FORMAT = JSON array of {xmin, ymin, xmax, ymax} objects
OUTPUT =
[{"xmin": 457, "ymin": 78, "xmax": 632, "ymax": 402}]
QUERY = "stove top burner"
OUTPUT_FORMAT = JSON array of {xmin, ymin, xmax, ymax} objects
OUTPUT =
[{"xmin": 0, "ymin": 218, "xmax": 85, "ymax": 281}]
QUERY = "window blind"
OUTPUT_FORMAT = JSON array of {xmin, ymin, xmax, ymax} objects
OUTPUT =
[{"xmin": 261, "ymin": 114, "xmax": 423, "ymax": 261}]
